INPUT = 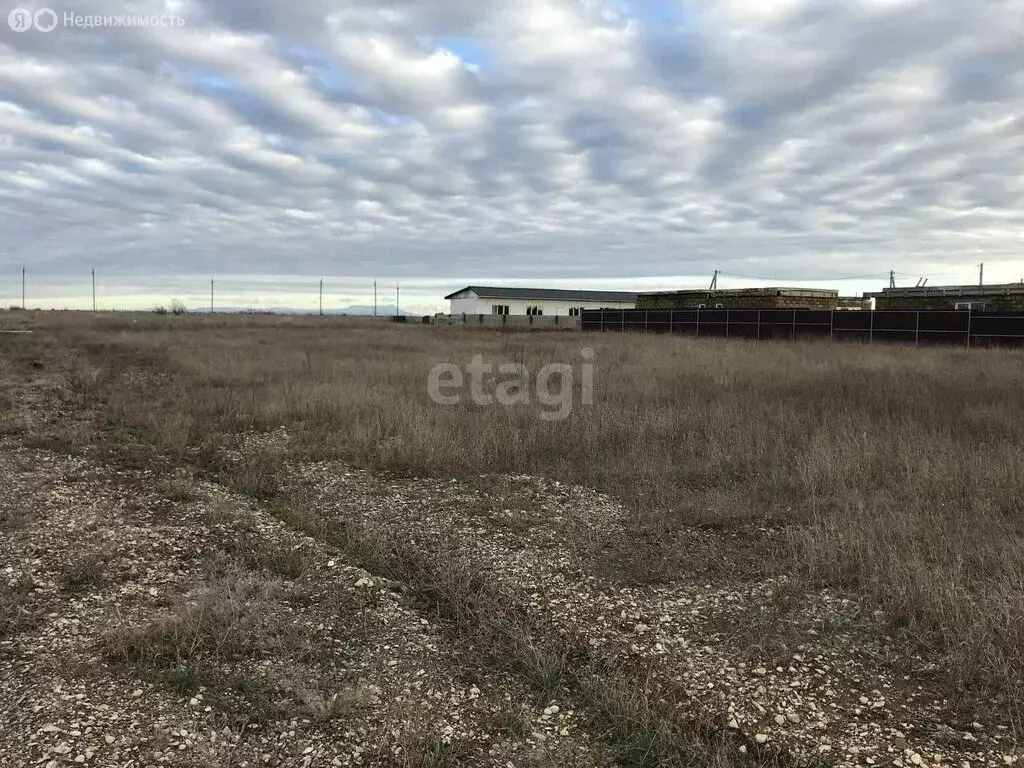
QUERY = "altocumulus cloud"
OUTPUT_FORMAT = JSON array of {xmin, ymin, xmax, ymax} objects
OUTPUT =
[{"xmin": 1, "ymin": 0, "xmax": 1023, "ymax": 310}]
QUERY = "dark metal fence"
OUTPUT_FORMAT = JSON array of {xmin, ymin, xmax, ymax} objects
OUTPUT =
[{"xmin": 581, "ymin": 308, "xmax": 1024, "ymax": 348}]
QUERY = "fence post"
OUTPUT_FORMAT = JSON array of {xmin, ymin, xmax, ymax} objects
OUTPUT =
[
  {"xmin": 669, "ymin": 310, "xmax": 674, "ymax": 334},
  {"xmin": 915, "ymin": 311, "xmax": 920, "ymax": 346},
  {"xmin": 966, "ymin": 307, "xmax": 972, "ymax": 349},
  {"xmin": 757, "ymin": 310, "xmax": 761, "ymax": 341},
  {"xmin": 829, "ymin": 311, "xmax": 834, "ymax": 342},
  {"xmin": 644, "ymin": 310, "xmax": 648, "ymax": 334},
  {"xmin": 791, "ymin": 309, "xmax": 796, "ymax": 341},
  {"xmin": 600, "ymin": 307, "xmax": 605, "ymax": 332},
  {"xmin": 696, "ymin": 307, "xmax": 701, "ymax": 337},
  {"xmin": 726, "ymin": 308, "xmax": 730, "ymax": 338},
  {"xmin": 621, "ymin": 309, "xmax": 625, "ymax": 332},
  {"xmin": 869, "ymin": 309, "xmax": 874, "ymax": 344}
]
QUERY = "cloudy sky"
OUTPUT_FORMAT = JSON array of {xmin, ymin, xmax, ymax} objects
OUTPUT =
[{"xmin": 1, "ymin": 0, "xmax": 1023, "ymax": 312}]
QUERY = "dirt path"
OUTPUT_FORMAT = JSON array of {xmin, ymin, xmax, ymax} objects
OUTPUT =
[
  {"xmin": 0, "ymin": 439, "xmax": 614, "ymax": 767},
  {"xmin": 282, "ymin": 459, "xmax": 1021, "ymax": 768}
]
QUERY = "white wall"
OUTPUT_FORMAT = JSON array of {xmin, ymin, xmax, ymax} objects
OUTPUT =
[
  {"xmin": 449, "ymin": 294, "xmax": 481, "ymax": 314},
  {"xmin": 448, "ymin": 293, "xmax": 633, "ymax": 315}
]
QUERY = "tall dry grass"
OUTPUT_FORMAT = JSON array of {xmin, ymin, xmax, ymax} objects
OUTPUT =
[{"xmin": 20, "ymin": 311, "xmax": 1024, "ymax": 714}]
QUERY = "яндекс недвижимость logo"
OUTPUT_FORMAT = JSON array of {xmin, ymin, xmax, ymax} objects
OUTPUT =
[
  {"xmin": 8, "ymin": 7, "xmax": 57, "ymax": 31},
  {"xmin": 7, "ymin": 6, "xmax": 56, "ymax": 31},
  {"xmin": 8, "ymin": 7, "xmax": 183, "ymax": 31}
]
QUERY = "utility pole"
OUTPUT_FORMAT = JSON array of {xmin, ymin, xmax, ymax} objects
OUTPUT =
[
  {"xmin": 92, "ymin": 268, "xmax": 96, "ymax": 311},
  {"xmin": 708, "ymin": 270, "xmax": 719, "ymax": 291},
  {"xmin": 979, "ymin": 262, "xmax": 984, "ymax": 287},
  {"xmin": 210, "ymin": 278, "xmax": 214, "ymax": 313},
  {"xmin": 21, "ymin": 266, "xmax": 25, "ymax": 308},
  {"xmin": 319, "ymin": 279, "xmax": 324, "ymax": 317},
  {"xmin": 396, "ymin": 284, "xmax": 400, "ymax": 317},
  {"xmin": 374, "ymin": 281, "xmax": 377, "ymax": 317}
]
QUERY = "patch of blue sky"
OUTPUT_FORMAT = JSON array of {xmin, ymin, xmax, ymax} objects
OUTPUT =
[
  {"xmin": 726, "ymin": 102, "xmax": 773, "ymax": 132},
  {"xmin": 214, "ymin": 87, "xmax": 320, "ymax": 139},
  {"xmin": 191, "ymin": 72, "xmax": 234, "ymax": 92},
  {"xmin": 948, "ymin": 57, "xmax": 1006, "ymax": 101},
  {"xmin": 436, "ymin": 36, "xmax": 493, "ymax": 70},
  {"xmin": 115, "ymin": 158, "xmax": 157, "ymax": 176},
  {"xmin": 32, "ymin": 110, "xmax": 83, "ymax": 128},
  {"xmin": 610, "ymin": 0, "xmax": 688, "ymax": 26},
  {"xmin": 359, "ymin": 105, "xmax": 419, "ymax": 130},
  {"xmin": 183, "ymin": 63, "xmax": 325, "ymax": 137},
  {"xmin": 284, "ymin": 43, "xmax": 348, "ymax": 91}
]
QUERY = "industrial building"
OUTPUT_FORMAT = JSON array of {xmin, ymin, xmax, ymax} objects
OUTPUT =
[
  {"xmin": 637, "ymin": 287, "xmax": 870, "ymax": 311},
  {"xmin": 865, "ymin": 283, "xmax": 1024, "ymax": 311},
  {"xmin": 445, "ymin": 286, "xmax": 636, "ymax": 316}
]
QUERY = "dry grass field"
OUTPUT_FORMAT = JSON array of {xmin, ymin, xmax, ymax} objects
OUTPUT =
[{"xmin": 1, "ymin": 310, "xmax": 1022, "ymax": 767}]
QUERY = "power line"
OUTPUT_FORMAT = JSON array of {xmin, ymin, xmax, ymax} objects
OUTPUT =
[{"xmin": 893, "ymin": 271, "xmax": 965, "ymax": 279}]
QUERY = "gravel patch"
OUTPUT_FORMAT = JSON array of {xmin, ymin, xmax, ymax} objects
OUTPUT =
[
  {"xmin": 291, "ymin": 461, "xmax": 1022, "ymax": 768},
  {"xmin": 0, "ymin": 443, "xmax": 610, "ymax": 767}
]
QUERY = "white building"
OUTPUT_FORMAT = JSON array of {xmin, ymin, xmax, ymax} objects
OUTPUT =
[{"xmin": 445, "ymin": 286, "xmax": 636, "ymax": 317}]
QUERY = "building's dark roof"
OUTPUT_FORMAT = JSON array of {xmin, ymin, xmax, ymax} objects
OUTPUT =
[
  {"xmin": 444, "ymin": 286, "xmax": 637, "ymax": 302},
  {"xmin": 642, "ymin": 287, "xmax": 839, "ymax": 297},
  {"xmin": 865, "ymin": 283, "xmax": 1024, "ymax": 298}
]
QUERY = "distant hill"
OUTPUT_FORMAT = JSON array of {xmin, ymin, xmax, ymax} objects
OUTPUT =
[
  {"xmin": 337, "ymin": 304, "xmax": 411, "ymax": 316},
  {"xmin": 190, "ymin": 305, "xmax": 413, "ymax": 316}
]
